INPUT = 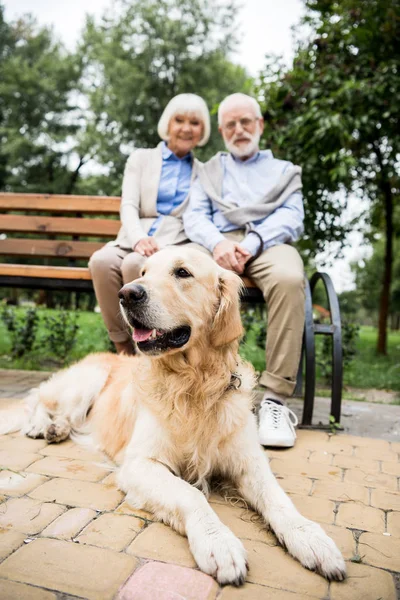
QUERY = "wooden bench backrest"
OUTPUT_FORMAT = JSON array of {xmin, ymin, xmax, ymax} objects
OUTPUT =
[
  {"xmin": 0, "ymin": 193, "xmax": 121, "ymax": 260},
  {"xmin": 0, "ymin": 192, "xmax": 258, "ymax": 291}
]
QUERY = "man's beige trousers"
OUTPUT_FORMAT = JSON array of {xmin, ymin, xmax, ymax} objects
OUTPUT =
[{"xmin": 188, "ymin": 230, "xmax": 305, "ymax": 397}]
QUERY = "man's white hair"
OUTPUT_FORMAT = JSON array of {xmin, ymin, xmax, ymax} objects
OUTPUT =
[
  {"xmin": 218, "ymin": 93, "xmax": 262, "ymax": 125},
  {"xmin": 157, "ymin": 94, "xmax": 211, "ymax": 147}
]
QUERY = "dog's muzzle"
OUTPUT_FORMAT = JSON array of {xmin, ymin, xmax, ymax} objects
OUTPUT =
[{"xmin": 118, "ymin": 283, "xmax": 191, "ymax": 354}]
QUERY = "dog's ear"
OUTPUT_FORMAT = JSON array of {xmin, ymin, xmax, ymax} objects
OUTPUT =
[{"xmin": 211, "ymin": 270, "xmax": 244, "ymax": 347}]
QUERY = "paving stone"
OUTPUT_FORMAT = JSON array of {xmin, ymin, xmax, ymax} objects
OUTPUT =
[
  {"xmin": 291, "ymin": 431, "xmax": 331, "ymax": 449},
  {"xmin": 77, "ymin": 513, "xmax": 145, "ymax": 551},
  {"xmin": 358, "ymin": 531, "xmax": 400, "ymax": 572},
  {"xmin": 335, "ymin": 502, "xmax": 385, "ymax": 533},
  {"xmin": 343, "ymin": 468, "xmax": 398, "ymax": 491},
  {"xmin": 29, "ymin": 477, "xmax": 123, "ymax": 511},
  {"xmin": 330, "ymin": 562, "xmax": 396, "ymax": 600},
  {"xmin": 243, "ymin": 539, "xmax": 329, "ymax": 597},
  {"xmin": 332, "ymin": 455, "xmax": 380, "ymax": 472},
  {"xmin": 27, "ymin": 455, "xmax": 110, "ymax": 482},
  {"xmin": 323, "ymin": 524, "xmax": 356, "ymax": 560},
  {"xmin": 329, "ymin": 435, "xmax": 391, "ymax": 452},
  {"xmin": 117, "ymin": 562, "xmax": 218, "ymax": 600},
  {"xmin": 387, "ymin": 511, "xmax": 400, "ymax": 537},
  {"xmin": 311, "ymin": 480, "xmax": 370, "ymax": 505},
  {"xmin": 102, "ymin": 472, "xmax": 117, "ymax": 487},
  {"xmin": 39, "ymin": 439, "xmax": 107, "ymax": 462},
  {"xmin": 275, "ymin": 474, "xmax": 314, "ymax": 496},
  {"xmin": 308, "ymin": 450, "xmax": 334, "ymax": 464},
  {"xmin": 219, "ymin": 583, "xmax": 318, "ymax": 599},
  {"xmin": 0, "ymin": 470, "xmax": 48, "ymax": 496},
  {"xmin": 370, "ymin": 488, "xmax": 400, "ymax": 511},
  {"xmin": 211, "ymin": 502, "xmax": 277, "ymax": 545},
  {"xmin": 0, "ymin": 579, "xmax": 57, "ymax": 599},
  {"xmin": 270, "ymin": 458, "xmax": 342, "ymax": 481},
  {"xmin": 0, "ymin": 530, "xmax": 25, "ymax": 561},
  {"xmin": 115, "ymin": 500, "xmax": 154, "ymax": 521},
  {"xmin": 353, "ymin": 445, "xmax": 399, "ymax": 462},
  {"xmin": 288, "ymin": 494, "xmax": 336, "ymax": 525},
  {"xmin": 0, "ymin": 449, "xmax": 40, "ymax": 471},
  {"xmin": 0, "ymin": 497, "xmax": 65, "ymax": 535},
  {"xmin": 0, "ymin": 435, "xmax": 48, "ymax": 452},
  {"xmin": 0, "ymin": 538, "xmax": 137, "ymax": 600},
  {"xmin": 40, "ymin": 507, "xmax": 97, "ymax": 540},
  {"xmin": 381, "ymin": 461, "xmax": 400, "ymax": 477},
  {"xmin": 126, "ymin": 523, "xmax": 196, "ymax": 567}
]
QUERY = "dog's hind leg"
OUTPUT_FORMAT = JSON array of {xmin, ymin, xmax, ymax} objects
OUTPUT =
[
  {"xmin": 23, "ymin": 361, "xmax": 111, "ymax": 443},
  {"xmin": 223, "ymin": 417, "xmax": 346, "ymax": 582}
]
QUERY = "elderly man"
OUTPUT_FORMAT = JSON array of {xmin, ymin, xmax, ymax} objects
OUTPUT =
[{"xmin": 183, "ymin": 93, "xmax": 304, "ymax": 448}]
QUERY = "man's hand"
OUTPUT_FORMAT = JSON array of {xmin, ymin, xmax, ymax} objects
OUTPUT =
[
  {"xmin": 213, "ymin": 240, "xmax": 251, "ymax": 274},
  {"xmin": 133, "ymin": 237, "xmax": 159, "ymax": 257}
]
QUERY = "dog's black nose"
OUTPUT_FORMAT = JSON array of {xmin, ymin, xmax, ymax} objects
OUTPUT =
[{"xmin": 118, "ymin": 284, "xmax": 147, "ymax": 306}]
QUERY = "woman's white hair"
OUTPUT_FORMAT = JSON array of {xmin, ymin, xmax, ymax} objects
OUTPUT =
[
  {"xmin": 218, "ymin": 93, "xmax": 262, "ymax": 125},
  {"xmin": 157, "ymin": 94, "xmax": 211, "ymax": 147}
]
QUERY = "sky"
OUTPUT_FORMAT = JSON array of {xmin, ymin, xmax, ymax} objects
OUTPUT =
[{"xmin": 3, "ymin": 0, "xmax": 369, "ymax": 291}]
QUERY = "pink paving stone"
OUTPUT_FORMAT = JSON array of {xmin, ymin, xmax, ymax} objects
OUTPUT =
[{"xmin": 117, "ymin": 562, "xmax": 218, "ymax": 600}]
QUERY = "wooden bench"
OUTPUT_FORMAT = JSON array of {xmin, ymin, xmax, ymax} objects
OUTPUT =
[{"xmin": 0, "ymin": 192, "xmax": 343, "ymax": 427}]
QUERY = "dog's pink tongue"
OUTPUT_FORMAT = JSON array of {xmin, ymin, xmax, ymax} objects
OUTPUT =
[{"xmin": 132, "ymin": 328, "xmax": 153, "ymax": 342}]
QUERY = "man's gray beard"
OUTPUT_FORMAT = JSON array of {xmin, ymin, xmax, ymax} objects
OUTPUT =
[{"xmin": 224, "ymin": 131, "xmax": 261, "ymax": 159}]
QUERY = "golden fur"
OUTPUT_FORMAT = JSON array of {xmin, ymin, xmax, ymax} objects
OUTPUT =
[{"xmin": 0, "ymin": 247, "xmax": 346, "ymax": 586}]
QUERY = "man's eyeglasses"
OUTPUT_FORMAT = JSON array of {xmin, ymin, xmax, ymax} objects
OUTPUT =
[{"xmin": 222, "ymin": 117, "xmax": 259, "ymax": 132}]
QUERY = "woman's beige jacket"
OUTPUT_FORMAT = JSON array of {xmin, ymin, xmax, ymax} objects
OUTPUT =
[{"xmin": 110, "ymin": 142, "xmax": 201, "ymax": 250}]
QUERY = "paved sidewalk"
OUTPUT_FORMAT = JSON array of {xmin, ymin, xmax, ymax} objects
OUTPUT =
[{"xmin": 0, "ymin": 371, "xmax": 399, "ymax": 599}]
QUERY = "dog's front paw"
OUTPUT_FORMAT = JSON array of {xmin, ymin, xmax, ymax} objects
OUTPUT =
[
  {"xmin": 187, "ymin": 516, "xmax": 248, "ymax": 586},
  {"xmin": 281, "ymin": 520, "xmax": 346, "ymax": 581}
]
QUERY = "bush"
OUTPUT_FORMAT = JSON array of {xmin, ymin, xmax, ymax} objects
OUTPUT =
[
  {"xmin": 0, "ymin": 305, "xmax": 79, "ymax": 361},
  {"xmin": 40, "ymin": 310, "xmax": 79, "ymax": 359},
  {"xmin": 1, "ymin": 305, "xmax": 40, "ymax": 358}
]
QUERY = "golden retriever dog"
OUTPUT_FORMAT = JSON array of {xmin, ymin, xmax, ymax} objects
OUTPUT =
[{"xmin": 0, "ymin": 247, "xmax": 346, "ymax": 586}]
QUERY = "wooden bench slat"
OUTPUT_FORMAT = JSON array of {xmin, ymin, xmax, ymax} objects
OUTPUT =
[
  {"xmin": 0, "ymin": 214, "xmax": 120, "ymax": 236},
  {"xmin": 0, "ymin": 193, "xmax": 120, "ymax": 214},
  {"xmin": 0, "ymin": 238, "xmax": 103, "ymax": 259},
  {"xmin": 0, "ymin": 264, "xmax": 91, "ymax": 280}
]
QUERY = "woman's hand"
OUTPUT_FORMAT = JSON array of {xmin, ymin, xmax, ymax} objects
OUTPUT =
[{"xmin": 133, "ymin": 237, "xmax": 159, "ymax": 257}]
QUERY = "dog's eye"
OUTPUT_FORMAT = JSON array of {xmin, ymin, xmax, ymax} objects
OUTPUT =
[{"xmin": 175, "ymin": 268, "xmax": 193, "ymax": 279}]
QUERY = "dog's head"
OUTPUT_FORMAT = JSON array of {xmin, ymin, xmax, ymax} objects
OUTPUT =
[{"xmin": 118, "ymin": 247, "xmax": 243, "ymax": 356}]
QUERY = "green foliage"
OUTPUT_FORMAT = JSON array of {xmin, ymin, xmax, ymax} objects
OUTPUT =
[
  {"xmin": 74, "ymin": 0, "xmax": 251, "ymax": 194},
  {"xmin": 257, "ymin": 0, "xmax": 399, "ymax": 259},
  {"xmin": 256, "ymin": 0, "xmax": 400, "ymax": 353},
  {"xmin": 329, "ymin": 415, "xmax": 341, "ymax": 435},
  {"xmin": 0, "ymin": 6, "xmax": 82, "ymax": 193},
  {"xmin": 40, "ymin": 310, "xmax": 79, "ymax": 359},
  {"xmin": 351, "ymin": 237, "xmax": 400, "ymax": 324},
  {"xmin": 1, "ymin": 305, "xmax": 39, "ymax": 357},
  {"xmin": 0, "ymin": 0, "xmax": 252, "ymax": 196},
  {"xmin": 316, "ymin": 321, "xmax": 360, "ymax": 383}
]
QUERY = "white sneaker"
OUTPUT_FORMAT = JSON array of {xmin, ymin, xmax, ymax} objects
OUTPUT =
[{"xmin": 258, "ymin": 399, "xmax": 298, "ymax": 448}]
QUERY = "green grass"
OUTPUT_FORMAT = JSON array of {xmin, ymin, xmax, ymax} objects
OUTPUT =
[
  {"xmin": 0, "ymin": 308, "xmax": 399, "ymax": 392},
  {"xmin": 239, "ymin": 325, "xmax": 400, "ymax": 392}
]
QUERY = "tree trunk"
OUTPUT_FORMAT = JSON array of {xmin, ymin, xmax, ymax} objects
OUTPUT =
[
  {"xmin": 374, "ymin": 145, "xmax": 393, "ymax": 355},
  {"xmin": 66, "ymin": 157, "xmax": 85, "ymax": 195}
]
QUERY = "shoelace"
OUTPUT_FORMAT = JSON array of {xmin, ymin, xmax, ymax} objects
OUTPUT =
[{"xmin": 260, "ymin": 401, "xmax": 299, "ymax": 432}]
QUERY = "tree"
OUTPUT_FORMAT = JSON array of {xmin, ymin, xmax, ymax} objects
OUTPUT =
[
  {"xmin": 257, "ymin": 0, "xmax": 399, "ymax": 354},
  {"xmin": 352, "ymin": 238, "xmax": 400, "ymax": 329},
  {"xmin": 0, "ymin": 5, "xmax": 82, "ymax": 193},
  {"xmin": 74, "ymin": 0, "xmax": 251, "ymax": 195}
]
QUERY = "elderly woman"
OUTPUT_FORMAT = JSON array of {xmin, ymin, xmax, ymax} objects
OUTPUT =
[{"xmin": 89, "ymin": 93, "xmax": 210, "ymax": 355}]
